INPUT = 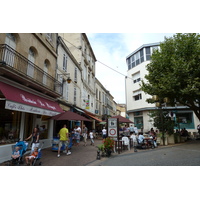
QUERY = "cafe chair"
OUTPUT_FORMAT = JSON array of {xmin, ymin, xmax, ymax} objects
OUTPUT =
[{"xmin": 122, "ymin": 136, "xmax": 130, "ymax": 151}]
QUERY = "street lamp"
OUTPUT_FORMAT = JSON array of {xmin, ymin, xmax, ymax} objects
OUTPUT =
[{"xmin": 57, "ymin": 73, "xmax": 71, "ymax": 84}]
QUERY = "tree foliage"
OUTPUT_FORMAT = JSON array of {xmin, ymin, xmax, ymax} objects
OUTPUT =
[{"xmin": 141, "ymin": 33, "xmax": 200, "ymax": 120}]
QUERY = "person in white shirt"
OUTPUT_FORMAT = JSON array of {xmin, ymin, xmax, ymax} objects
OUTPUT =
[
  {"xmin": 102, "ymin": 127, "xmax": 107, "ymax": 139},
  {"xmin": 133, "ymin": 126, "xmax": 138, "ymax": 134},
  {"xmin": 89, "ymin": 130, "xmax": 94, "ymax": 146},
  {"xmin": 138, "ymin": 132, "xmax": 144, "ymax": 144},
  {"xmin": 74, "ymin": 125, "xmax": 81, "ymax": 146},
  {"xmin": 130, "ymin": 132, "xmax": 138, "ymax": 152},
  {"xmin": 129, "ymin": 125, "xmax": 134, "ymax": 134}
]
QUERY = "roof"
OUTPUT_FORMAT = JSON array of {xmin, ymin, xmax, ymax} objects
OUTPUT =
[{"xmin": 126, "ymin": 42, "xmax": 160, "ymax": 59}]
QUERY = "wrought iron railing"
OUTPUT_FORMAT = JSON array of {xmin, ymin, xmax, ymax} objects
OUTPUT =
[{"xmin": 0, "ymin": 44, "xmax": 62, "ymax": 95}]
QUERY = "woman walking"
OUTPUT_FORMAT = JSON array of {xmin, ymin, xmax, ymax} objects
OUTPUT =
[{"xmin": 25, "ymin": 127, "xmax": 40, "ymax": 153}]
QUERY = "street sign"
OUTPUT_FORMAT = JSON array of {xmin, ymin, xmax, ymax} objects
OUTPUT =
[{"xmin": 108, "ymin": 118, "xmax": 118, "ymax": 137}]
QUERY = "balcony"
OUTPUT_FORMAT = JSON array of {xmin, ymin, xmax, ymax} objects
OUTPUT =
[{"xmin": 0, "ymin": 44, "xmax": 62, "ymax": 98}]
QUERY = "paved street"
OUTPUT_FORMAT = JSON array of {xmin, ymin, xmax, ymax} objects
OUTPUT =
[
  {"xmin": 2, "ymin": 139, "xmax": 200, "ymax": 166},
  {"xmin": 90, "ymin": 140, "xmax": 200, "ymax": 166}
]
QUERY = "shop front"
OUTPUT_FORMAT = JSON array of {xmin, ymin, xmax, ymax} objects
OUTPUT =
[{"xmin": 0, "ymin": 81, "xmax": 63, "ymax": 163}]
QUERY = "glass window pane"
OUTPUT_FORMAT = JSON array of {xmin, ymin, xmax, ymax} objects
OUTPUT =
[{"xmin": 146, "ymin": 47, "xmax": 150, "ymax": 54}]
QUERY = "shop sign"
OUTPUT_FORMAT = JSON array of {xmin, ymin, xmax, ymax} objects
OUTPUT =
[{"xmin": 5, "ymin": 100, "xmax": 60, "ymax": 116}]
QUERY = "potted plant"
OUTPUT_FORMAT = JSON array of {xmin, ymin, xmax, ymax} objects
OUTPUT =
[
  {"xmin": 103, "ymin": 137, "xmax": 115, "ymax": 157},
  {"xmin": 97, "ymin": 144, "xmax": 106, "ymax": 157}
]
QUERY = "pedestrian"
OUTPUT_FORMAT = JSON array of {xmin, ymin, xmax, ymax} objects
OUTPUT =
[
  {"xmin": 138, "ymin": 132, "xmax": 144, "ymax": 144},
  {"xmin": 57, "ymin": 124, "xmax": 71, "ymax": 157},
  {"xmin": 74, "ymin": 125, "xmax": 81, "ymax": 146},
  {"xmin": 197, "ymin": 124, "xmax": 200, "ymax": 134},
  {"xmin": 25, "ymin": 127, "xmax": 40, "ymax": 153},
  {"xmin": 133, "ymin": 125, "xmax": 138, "ymax": 134},
  {"xmin": 102, "ymin": 127, "xmax": 107, "ymax": 139},
  {"xmin": 129, "ymin": 125, "xmax": 134, "ymax": 134},
  {"xmin": 82, "ymin": 124, "xmax": 88, "ymax": 146},
  {"xmin": 152, "ymin": 132, "xmax": 157, "ymax": 147},
  {"xmin": 89, "ymin": 130, "xmax": 94, "ymax": 146},
  {"xmin": 130, "ymin": 132, "xmax": 138, "ymax": 152}
]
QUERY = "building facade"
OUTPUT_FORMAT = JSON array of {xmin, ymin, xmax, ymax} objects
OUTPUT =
[
  {"xmin": 126, "ymin": 42, "xmax": 199, "ymax": 133},
  {"xmin": 95, "ymin": 78, "xmax": 117, "ymax": 120},
  {"xmin": 0, "ymin": 33, "xmax": 64, "ymax": 162},
  {"xmin": 59, "ymin": 33, "xmax": 97, "ymax": 114}
]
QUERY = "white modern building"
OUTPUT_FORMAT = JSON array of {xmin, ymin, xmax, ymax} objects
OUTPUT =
[{"xmin": 126, "ymin": 43, "xmax": 199, "ymax": 133}]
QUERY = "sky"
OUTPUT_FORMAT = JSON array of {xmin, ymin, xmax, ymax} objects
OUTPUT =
[{"xmin": 86, "ymin": 33, "xmax": 175, "ymax": 103}]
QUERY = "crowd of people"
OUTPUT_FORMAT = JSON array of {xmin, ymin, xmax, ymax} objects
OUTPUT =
[{"xmin": 21, "ymin": 123, "xmax": 199, "ymax": 161}]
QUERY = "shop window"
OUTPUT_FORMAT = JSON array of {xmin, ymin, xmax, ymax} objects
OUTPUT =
[
  {"xmin": 0, "ymin": 101, "xmax": 21, "ymax": 145},
  {"xmin": 134, "ymin": 116, "xmax": 143, "ymax": 129},
  {"xmin": 176, "ymin": 112, "xmax": 194, "ymax": 129}
]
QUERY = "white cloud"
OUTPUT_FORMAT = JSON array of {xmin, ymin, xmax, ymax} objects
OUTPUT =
[{"xmin": 87, "ymin": 33, "xmax": 176, "ymax": 103}]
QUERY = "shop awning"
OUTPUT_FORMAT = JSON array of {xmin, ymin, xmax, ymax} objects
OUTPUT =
[
  {"xmin": 0, "ymin": 81, "xmax": 64, "ymax": 116},
  {"xmin": 84, "ymin": 111, "xmax": 102, "ymax": 122},
  {"xmin": 52, "ymin": 110, "xmax": 91, "ymax": 121}
]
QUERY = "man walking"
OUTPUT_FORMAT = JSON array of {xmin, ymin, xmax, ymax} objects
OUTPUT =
[{"xmin": 57, "ymin": 124, "xmax": 71, "ymax": 157}]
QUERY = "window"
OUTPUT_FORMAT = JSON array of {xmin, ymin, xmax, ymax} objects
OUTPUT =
[
  {"xmin": 140, "ymin": 49, "xmax": 144, "ymax": 63},
  {"xmin": 83, "ymin": 65, "xmax": 87, "ymax": 80},
  {"xmin": 63, "ymin": 54, "xmax": 67, "ymax": 72},
  {"xmin": 132, "ymin": 72, "xmax": 141, "ymax": 84},
  {"xmin": 27, "ymin": 47, "xmax": 35, "ymax": 77},
  {"xmin": 127, "ymin": 58, "xmax": 131, "ymax": 70},
  {"xmin": 0, "ymin": 101, "xmax": 21, "ymax": 145},
  {"xmin": 63, "ymin": 81, "xmax": 69, "ymax": 101},
  {"xmin": 43, "ymin": 60, "xmax": 49, "ymax": 85},
  {"xmin": 96, "ymin": 89, "xmax": 98, "ymax": 99},
  {"xmin": 133, "ymin": 93, "xmax": 142, "ymax": 101},
  {"xmin": 131, "ymin": 55, "xmax": 136, "ymax": 68},
  {"xmin": 74, "ymin": 87, "xmax": 77, "ymax": 105},
  {"xmin": 88, "ymin": 73, "xmax": 90, "ymax": 85},
  {"xmin": 74, "ymin": 67, "xmax": 78, "ymax": 83},
  {"xmin": 146, "ymin": 47, "xmax": 151, "ymax": 61},
  {"xmin": 135, "ymin": 51, "xmax": 140, "ymax": 65},
  {"xmin": 5, "ymin": 33, "xmax": 16, "ymax": 67}
]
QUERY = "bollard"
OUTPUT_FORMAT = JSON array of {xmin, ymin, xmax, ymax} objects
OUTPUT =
[{"xmin": 96, "ymin": 149, "xmax": 101, "ymax": 160}]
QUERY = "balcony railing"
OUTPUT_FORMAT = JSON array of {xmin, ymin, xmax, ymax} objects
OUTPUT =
[{"xmin": 0, "ymin": 44, "xmax": 62, "ymax": 96}]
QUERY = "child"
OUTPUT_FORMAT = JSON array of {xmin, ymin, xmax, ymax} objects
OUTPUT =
[
  {"xmin": 12, "ymin": 146, "xmax": 20, "ymax": 159},
  {"xmin": 25, "ymin": 147, "xmax": 38, "ymax": 165},
  {"xmin": 89, "ymin": 130, "xmax": 94, "ymax": 146}
]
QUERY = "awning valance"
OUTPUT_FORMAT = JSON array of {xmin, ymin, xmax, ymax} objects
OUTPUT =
[{"xmin": 0, "ymin": 81, "xmax": 63, "ymax": 116}]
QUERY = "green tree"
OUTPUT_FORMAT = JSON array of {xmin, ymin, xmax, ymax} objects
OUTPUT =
[
  {"xmin": 148, "ymin": 110, "xmax": 175, "ymax": 134},
  {"xmin": 141, "ymin": 33, "xmax": 200, "ymax": 120}
]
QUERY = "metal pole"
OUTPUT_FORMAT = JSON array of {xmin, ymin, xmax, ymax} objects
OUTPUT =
[
  {"xmin": 117, "ymin": 118, "xmax": 120, "ymax": 154},
  {"xmin": 160, "ymin": 106, "xmax": 165, "ymax": 145}
]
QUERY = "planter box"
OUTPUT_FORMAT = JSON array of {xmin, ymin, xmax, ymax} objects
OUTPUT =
[
  {"xmin": 160, "ymin": 136, "xmax": 168, "ymax": 146},
  {"xmin": 181, "ymin": 136, "xmax": 187, "ymax": 142},
  {"xmin": 168, "ymin": 134, "xmax": 175, "ymax": 144}
]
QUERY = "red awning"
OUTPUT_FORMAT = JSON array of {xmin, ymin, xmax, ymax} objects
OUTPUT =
[
  {"xmin": 52, "ymin": 111, "xmax": 91, "ymax": 121},
  {"xmin": 0, "ymin": 81, "xmax": 63, "ymax": 116},
  {"xmin": 84, "ymin": 112, "xmax": 102, "ymax": 122}
]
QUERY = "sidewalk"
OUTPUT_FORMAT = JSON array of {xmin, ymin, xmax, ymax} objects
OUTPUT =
[{"xmin": 1, "ymin": 139, "xmax": 185, "ymax": 166}]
